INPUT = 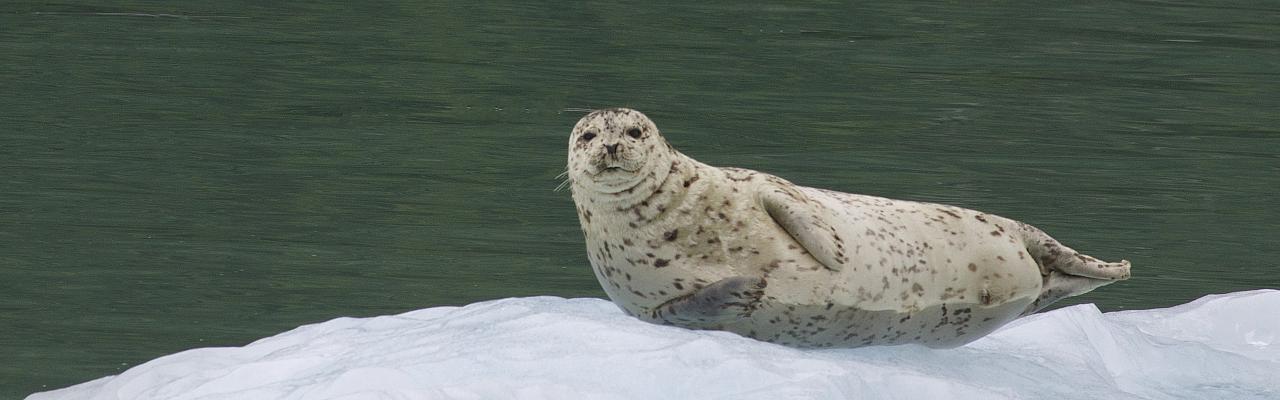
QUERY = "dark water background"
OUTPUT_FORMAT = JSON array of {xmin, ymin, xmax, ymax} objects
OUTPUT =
[{"xmin": 3, "ymin": 1, "xmax": 1278, "ymax": 397}]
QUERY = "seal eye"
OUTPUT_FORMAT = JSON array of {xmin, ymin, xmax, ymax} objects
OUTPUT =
[
  {"xmin": 626, "ymin": 128, "xmax": 642, "ymax": 139},
  {"xmin": 580, "ymin": 132, "xmax": 597, "ymax": 142}
]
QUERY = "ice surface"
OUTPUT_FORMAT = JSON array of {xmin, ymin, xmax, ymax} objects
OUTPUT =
[{"xmin": 29, "ymin": 290, "xmax": 1280, "ymax": 400}]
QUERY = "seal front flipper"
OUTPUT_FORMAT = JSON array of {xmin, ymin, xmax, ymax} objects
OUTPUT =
[
  {"xmin": 647, "ymin": 276, "xmax": 767, "ymax": 326},
  {"xmin": 760, "ymin": 184, "xmax": 849, "ymax": 272}
]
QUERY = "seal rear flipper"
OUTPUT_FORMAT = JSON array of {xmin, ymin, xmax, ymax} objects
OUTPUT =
[
  {"xmin": 1019, "ymin": 222, "xmax": 1132, "ymax": 281},
  {"xmin": 647, "ymin": 276, "xmax": 767, "ymax": 327}
]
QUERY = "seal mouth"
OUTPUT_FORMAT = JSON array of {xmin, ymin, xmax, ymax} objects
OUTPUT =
[
  {"xmin": 591, "ymin": 156, "xmax": 642, "ymax": 175},
  {"xmin": 591, "ymin": 165, "xmax": 638, "ymax": 176}
]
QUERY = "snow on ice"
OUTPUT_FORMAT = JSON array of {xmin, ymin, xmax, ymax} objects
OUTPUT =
[{"xmin": 30, "ymin": 290, "xmax": 1280, "ymax": 400}]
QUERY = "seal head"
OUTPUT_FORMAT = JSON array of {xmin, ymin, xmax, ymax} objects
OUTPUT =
[{"xmin": 567, "ymin": 108, "xmax": 673, "ymax": 198}]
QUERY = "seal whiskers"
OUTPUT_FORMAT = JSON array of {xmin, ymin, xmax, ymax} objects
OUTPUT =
[{"xmin": 554, "ymin": 169, "xmax": 573, "ymax": 192}]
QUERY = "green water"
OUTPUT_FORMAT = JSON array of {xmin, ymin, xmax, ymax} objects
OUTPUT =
[{"xmin": 3, "ymin": 1, "xmax": 1278, "ymax": 397}]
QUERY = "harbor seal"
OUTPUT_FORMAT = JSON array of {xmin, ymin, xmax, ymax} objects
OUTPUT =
[{"xmin": 566, "ymin": 108, "xmax": 1131, "ymax": 348}]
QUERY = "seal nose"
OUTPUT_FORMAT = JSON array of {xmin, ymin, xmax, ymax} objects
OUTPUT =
[{"xmin": 604, "ymin": 143, "xmax": 620, "ymax": 155}]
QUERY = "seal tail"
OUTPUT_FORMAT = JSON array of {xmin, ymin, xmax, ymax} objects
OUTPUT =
[{"xmin": 1017, "ymin": 222, "xmax": 1131, "ymax": 316}]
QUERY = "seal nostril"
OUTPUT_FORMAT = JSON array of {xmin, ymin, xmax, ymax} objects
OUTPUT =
[{"xmin": 604, "ymin": 143, "xmax": 620, "ymax": 155}]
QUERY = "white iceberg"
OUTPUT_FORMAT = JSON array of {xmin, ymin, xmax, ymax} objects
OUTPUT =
[{"xmin": 30, "ymin": 290, "xmax": 1280, "ymax": 400}]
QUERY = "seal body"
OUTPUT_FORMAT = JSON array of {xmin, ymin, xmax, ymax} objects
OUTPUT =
[{"xmin": 567, "ymin": 108, "xmax": 1131, "ymax": 348}]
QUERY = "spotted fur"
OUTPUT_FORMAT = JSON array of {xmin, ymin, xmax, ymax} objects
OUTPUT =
[{"xmin": 567, "ymin": 108, "xmax": 1131, "ymax": 348}]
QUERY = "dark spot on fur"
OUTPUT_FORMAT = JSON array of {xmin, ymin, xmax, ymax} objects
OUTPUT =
[
  {"xmin": 764, "ymin": 259, "xmax": 782, "ymax": 272},
  {"xmin": 654, "ymin": 258, "xmax": 670, "ymax": 268}
]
